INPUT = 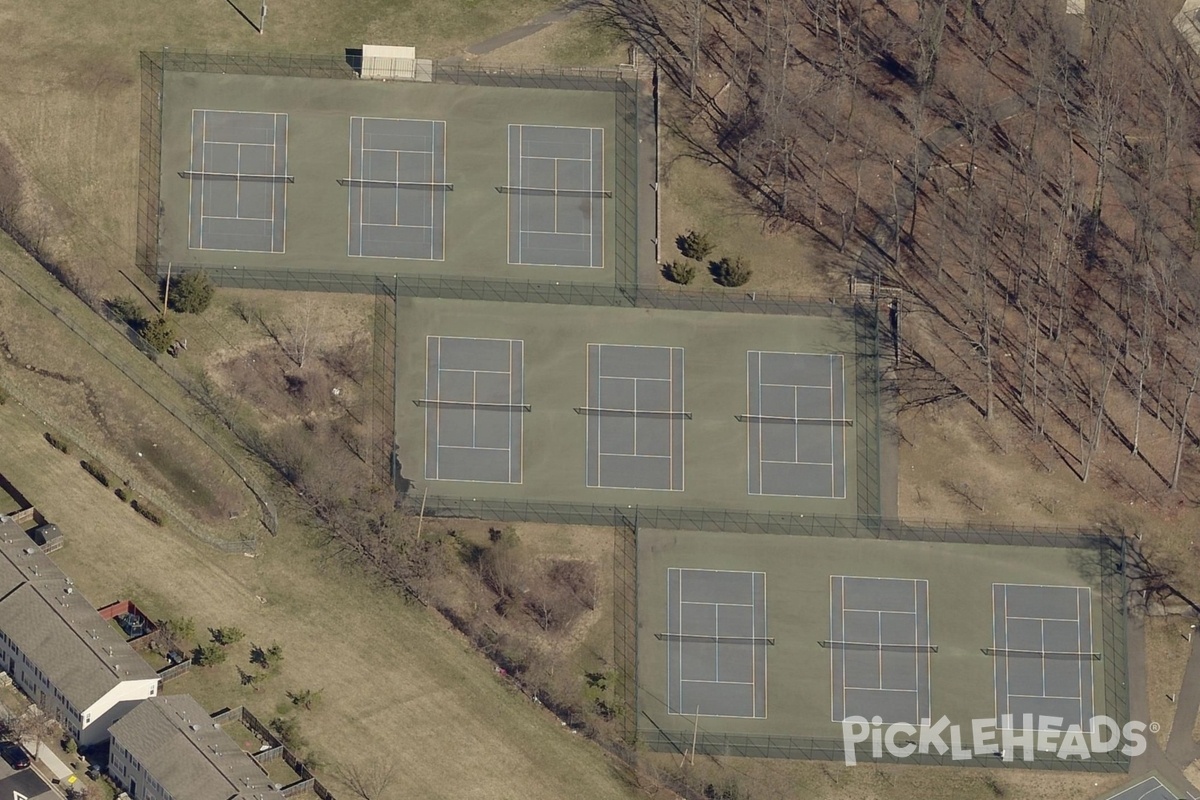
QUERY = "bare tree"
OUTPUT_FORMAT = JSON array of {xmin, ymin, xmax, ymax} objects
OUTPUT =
[
  {"xmin": 338, "ymin": 762, "xmax": 401, "ymax": 800},
  {"xmin": 1170, "ymin": 355, "xmax": 1200, "ymax": 491},
  {"xmin": 10, "ymin": 705, "xmax": 56, "ymax": 758}
]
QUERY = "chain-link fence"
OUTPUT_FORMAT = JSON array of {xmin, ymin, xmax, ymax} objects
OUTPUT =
[
  {"xmin": 370, "ymin": 282, "xmax": 398, "ymax": 482},
  {"xmin": 612, "ymin": 515, "xmax": 639, "ymax": 744},
  {"xmin": 630, "ymin": 531, "xmax": 1129, "ymax": 771},
  {"xmin": 419, "ymin": 497, "xmax": 1113, "ymax": 548},
  {"xmin": 137, "ymin": 50, "xmax": 642, "ymax": 290}
]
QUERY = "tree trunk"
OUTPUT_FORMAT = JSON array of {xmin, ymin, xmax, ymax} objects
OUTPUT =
[{"xmin": 1170, "ymin": 357, "xmax": 1200, "ymax": 491}]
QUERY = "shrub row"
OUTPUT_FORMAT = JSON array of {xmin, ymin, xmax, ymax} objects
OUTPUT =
[
  {"xmin": 665, "ymin": 230, "xmax": 753, "ymax": 287},
  {"xmin": 131, "ymin": 499, "xmax": 164, "ymax": 526},
  {"xmin": 43, "ymin": 432, "xmax": 70, "ymax": 454},
  {"xmin": 80, "ymin": 460, "xmax": 110, "ymax": 487}
]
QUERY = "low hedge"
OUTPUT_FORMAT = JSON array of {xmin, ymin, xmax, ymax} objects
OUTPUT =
[
  {"xmin": 43, "ymin": 432, "xmax": 70, "ymax": 454},
  {"xmin": 80, "ymin": 460, "xmax": 110, "ymax": 487},
  {"xmin": 131, "ymin": 499, "xmax": 164, "ymax": 526}
]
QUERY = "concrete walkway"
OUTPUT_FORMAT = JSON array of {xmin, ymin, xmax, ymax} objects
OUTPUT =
[
  {"xmin": 28, "ymin": 740, "xmax": 74, "ymax": 782},
  {"xmin": 443, "ymin": 0, "xmax": 587, "ymax": 63},
  {"xmin": 1167, "ymin": 629, "xmax": 1200, "ymax": 766}
]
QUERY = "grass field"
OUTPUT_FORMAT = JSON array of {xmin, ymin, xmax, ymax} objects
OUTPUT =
[
  {"xmin": 0, "ymin": 237, "xmax": 259, "ymax": 539},
  {"xmin": 0, "ymin": 401, "xmax": 641, "ymax": 800}
]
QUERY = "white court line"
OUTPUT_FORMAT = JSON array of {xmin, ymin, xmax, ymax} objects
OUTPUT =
[
  {"xmin": 1007, "ymin": 615, "xmax": 1083, "ymax": 622},
  {"xmin": 998, "ymin": 582, "xmax": 1092, "ymax": 590},
  {"xmin": 435, "ymin": 337, "xmax": 443, "ymax": 479},
  {"xmin": 434, "ymin": 367, "xmax": 514, "ymax": 375},
  {"xmin": 680, "ymin": 679, "xmax": 756, "ymax": 685},
  {"xmin": 598, "ymin": 452, "xmax": 672, "ymax": 459},
  {"xmin": 1007, "ymin": 693, "xmax": 1084, "ymax": 700},
  {"xmin": 437, "ymin": 445, "xmax": 511, "ymax": 452},
  {"xmin": 841, "ymin": 608, "xmax": 918, "ymax": 616},
  {"xmin": 521, "ymin": 154, "xmax": 593, "ymax": 162},
  {"xmin": 199, "ymin": 111, "xmax": 208, "ymax": 247},
  {"xmin": 516, "ymin": 124, "xmax": 523, "ymax": 264},
  {"xmin": 751, "ymin": 573, "xmax": 757, "ymax": 716},
  {"xmin": 360, "ymin": 222, "xmax": 442, "ymax": 231},
  {"xmin": 713, "ymin": 602, "xmax": 719, "ymax": 683},
  {"xmin": 758, "ymin": 458, "xmax": 836, "ymax": 466},
  {"xmin": 844, "ymin": 684, "xmax": 921, "ymax": 692},
  {"xmin": 597, "ymin": 374, "xmax": 672, "ymax": 383},
  {"xmin": 675, "ymin": 345, "xmax": 685, "ymax": 491},
  {"xmin": 828, "ymin": 356, "xmax": 835, "ymax": 497},
  {"xmin": 678, "ymin": 569, "xmax": 683, "ymax": 714},
  {"xmin": 200, "ymin": 214, "xmax": 274, "ymax": 222},
  {"xmin": 1004, "ymin": 586, "xmax": 1013, "ymax": 721},
  {"xmin": 362, "ymin": 147, "xmax": 436, "ymax": 155},
  {"xmin": 276, "ymin": 112, "xmax": 288, "ymax": 253},
  {"xmin": 760, "ymin": 381, "xmax": 835, "ymax": 389}
]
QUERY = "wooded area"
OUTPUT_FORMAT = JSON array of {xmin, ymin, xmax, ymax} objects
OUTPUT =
[{"xmin": 599, "ymin": 0, "xmax": 1200, "ymax": 497}]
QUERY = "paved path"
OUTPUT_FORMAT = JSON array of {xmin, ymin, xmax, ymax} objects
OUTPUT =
[
  {"xmin": 1121, "ymin": 615, "xmax": 1200, "ymax": 799},
  {"xmin": 443, "ymin": 0, "xmax": 587, "ymax": 63},
  {"xmin": 1167, "ymin": 629, "xmax": 1200, "ymax": 765}
]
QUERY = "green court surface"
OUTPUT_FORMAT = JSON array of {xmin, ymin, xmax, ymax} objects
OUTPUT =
[
  {"xmin": 636, "ymin": 528, "xmax": 1124, "ymax": 764},
  {"xmin": 392, "ymin": 297, "xmax": 867, "ymax": 515},
  {"xmin": 157, "ymin": 71, "xmax": 620, "ymax": 285}
]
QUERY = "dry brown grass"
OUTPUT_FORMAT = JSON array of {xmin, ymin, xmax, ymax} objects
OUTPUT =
[
  {"xmin": 472, "ymin": 10, "xmax": 629, "ymax": 68},
  {"xmin": 0, "ymin": 402, "xmax": 640, "ymax": 800},
  {"xmin": 0, "ymin": 238, "xmax": 258, "ymax": 537},
  {"xmin": 658, "ymin": 150, "xmax": 830, "ymax": 295}
]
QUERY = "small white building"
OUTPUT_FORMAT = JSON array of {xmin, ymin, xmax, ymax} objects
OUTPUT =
[
  {"xmin": 0, "ymin": 515, "xmax": 158, "ymax": 746},
  {"xmin": 108, "ymin": 695, "xmax": 286, "ymax": 800}
]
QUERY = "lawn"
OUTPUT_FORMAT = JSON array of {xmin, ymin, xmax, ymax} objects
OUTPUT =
[{"xmin": 0, "ymin": 401, "xmax": 639, "ymax": 800}]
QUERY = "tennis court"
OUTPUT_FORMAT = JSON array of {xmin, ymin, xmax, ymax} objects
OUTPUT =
[
  {"xmin": 393, "ymin": 299, "xmax": 866, "ymax": 514},
  {"xmin": 186, "ymin": 109, "xmax": 288, "ymax": 253},
  {"xmin": 155, "ymin": 70, "xmax": 624, "ymax": 287},
  {"xmin": 991, "ymin": 583, "xmax": 1096, "ymax": 732},
  {"xmin": 635, "ymin": 528, "xmax": 1125, "ymax": 767},
  {"xmin": 346, "ymin": 117, "xmax": 448, "ymax": 260},
  {"xmin": 664, "ymin": 568, "xmax": 769, "ymax": 719},
  {"xmin": 744, "ymin": 351, "xmax": 848, "ymax": 498},
  {"xmin": 582, "ymin": 343, "xmax": 686, "ymax": 491},
  {"xmin": 506, "ymin": 124, "xmax": 606, "ymax": 268},
  {"xmin": 828, "ymin": 575, "xmax": 932, "ymax": 725},
  {"xmin": 421, "ymin": 335, "xmax": 525, "ymax": 484}
]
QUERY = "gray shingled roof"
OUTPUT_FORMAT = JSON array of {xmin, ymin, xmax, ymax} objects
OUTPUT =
[
  {"xmin": 109, "ymin": 696, "xmax": 286, "ymax": 800},
  {"xmin": 0, "ymin": 517, "xmax": 156, "ymax": 711}
]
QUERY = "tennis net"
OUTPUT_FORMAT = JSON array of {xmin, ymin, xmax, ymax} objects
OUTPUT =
[
  {"xmin": 656, "ymin": 633, "xmax": 775, "ymax": 646},
  {"xmin": 414, "ymin": 399, "xmax": 532, "ymax": 412},
  {"xmin": 819, "ymin": 640, "xmax": 939, "ymax": 653},
  {"xmin": 339, "ymin": 178, "xmax": 454, "ymax": 190},
  {"xmin": 737, "ymin": 415, "xmax": 854, "ymax": 426},
  {"xmin": 983, "ymin": 647, "xmax": 1101, "ymax": 661},
  {"xmin": 496, "ymin": 185, "xmax": 613, "ymax": 198},
  {"xmin": 179, "ymin": 170, "xmax": 295, "ymax": 183},
  {"xmin": 574, "ymin": 407, "xmax": 692, "ymax": 419}
]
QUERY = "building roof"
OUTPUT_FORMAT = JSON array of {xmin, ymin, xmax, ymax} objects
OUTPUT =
[
  {"xmin": 0, "ymin": 516, "xmax": 156, "ymax": 712},
  {"xmin": 109, "ymin": 696, "xmax": 286, "ymax": 800}
]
